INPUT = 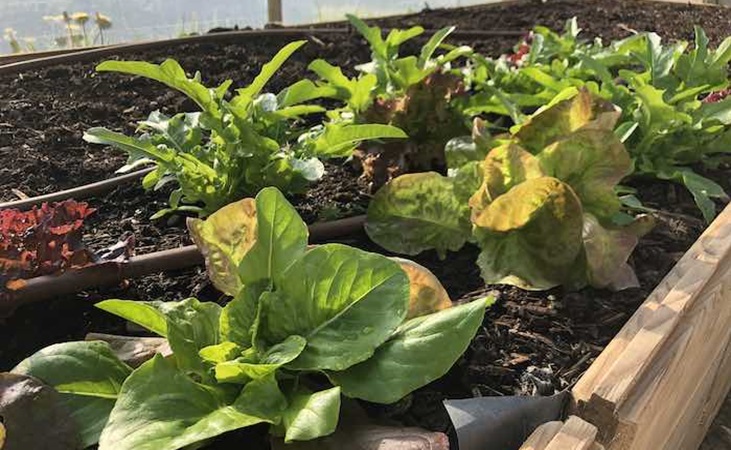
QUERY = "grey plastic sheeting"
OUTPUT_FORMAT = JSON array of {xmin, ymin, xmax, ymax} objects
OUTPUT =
[{"xmin": 444, "ymin": 392, "xmax": 568, "ymax": 450}]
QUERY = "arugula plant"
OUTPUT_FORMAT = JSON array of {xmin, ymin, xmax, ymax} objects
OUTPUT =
[
  {"xmin": 467, "ymin": 21, "xmax": 731, "ymax": 221},
  {"xmin": 367, "ymin": 90, "xmax": 653, "ymax": 291},
  {"xmin": 84, "ymin": 40, "xmax": 406, "ymax": 217},
  {"xmin": 306, "ymin": 16, "xmax": 473, "ymax": 187},
  {"xmin": 14, "ymin": 187, "xmax": 492, "ymax": 450}
]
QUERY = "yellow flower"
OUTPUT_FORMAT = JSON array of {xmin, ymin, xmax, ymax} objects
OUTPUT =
[
  {"xmin": 95, "ymin": 12, "xmax": 112, "ymax": 29},
  {"xmin": 70, "ymin": 12, "xmax": 90, "ymax": 24}
]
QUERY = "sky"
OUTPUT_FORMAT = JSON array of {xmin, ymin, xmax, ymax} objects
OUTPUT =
[{"xmin": 1, "ymin": 0, "xmax": 492, "ymax": 53}]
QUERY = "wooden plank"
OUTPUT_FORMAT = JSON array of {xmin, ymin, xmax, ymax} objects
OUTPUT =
[
  {"xmin": 571, "ymin": 203, "xmax": 731, "ymax": 450},
  {"xmin": 544, "ymin": 416, "xmax": 598, "ymax": 450},
  {"xmin": 519, "ymin": 421, "xmax": 563, "ymax": 450},
  {"xmin": 268, "ymin": 0, "xmax": 283, "ymax": 24}
]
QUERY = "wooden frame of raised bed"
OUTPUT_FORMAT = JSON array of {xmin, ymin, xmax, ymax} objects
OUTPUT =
[
  {"xmin": 2, "ymin": 21, "xmax": 730, "ymax": 450},
  {"xmin": 518, "ymin": 203, "xmax": 731, "ymax": 450}
]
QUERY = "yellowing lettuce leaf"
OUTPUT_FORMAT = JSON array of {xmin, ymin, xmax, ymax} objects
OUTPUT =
[
  {"xmin": 391, "ymin": 257, "xmax": 452, "ymax": 319},
  {"xmin": 469, "ymin": 143, "xmax": 544, "ymax": 216},
  {"xmin": 187, "ymin": 199, "xmax": 257, "ymax": 296},
  {"xmin": 473, "ymin": 177, "xmax": 585, "ymax": 290}
]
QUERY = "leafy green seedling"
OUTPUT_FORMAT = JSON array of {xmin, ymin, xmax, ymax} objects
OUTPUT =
[
  {"xmin": 466, "ymin": 21, "xmax": 731, "ymax": 221},
  {"xmin": 306, "ymin": 16, "xmax": 474, "ymax": 187},
  {"xmin": 14, "ymin": 187, "xmax": 492, "ymax": 450},
  {"xmin": 84, "ymin": 41, "xmax": 406, "ymax": 217}
]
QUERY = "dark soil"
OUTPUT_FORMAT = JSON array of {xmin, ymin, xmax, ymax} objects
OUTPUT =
[
  {"xmin": 349, "ymin": 0, "xmax": 731, "ymax": 45},
  {"xmin": 1, "ymin": 0, "xmax": 731, "ymax": 449}
]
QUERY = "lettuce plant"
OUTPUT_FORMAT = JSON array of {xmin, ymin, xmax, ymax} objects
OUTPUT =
[
  {"xmin": 1, "ymin": 200, "xmax": 95, "ymax": 292},
  {"xmin": 306, "ymin": 16, "xmax": 473, "ymax": 187},
  {"xmin": 466, "ymin": 21, "xmax": 731, "ymax": 221},
  {"xmin": 366, "ymin": 90, "xmax": 653, "ymax": 291},
  {"xmin": 84, "ymin": 41, "xmax": 406, "ymax": 217},
  {"xmin": 13, "ymin": 187, "xmax": 491, "ymax": 450}
]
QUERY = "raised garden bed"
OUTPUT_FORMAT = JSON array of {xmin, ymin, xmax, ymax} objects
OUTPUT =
[{"xmin": 1, "ymin": 1, "xmax": 730, "ymax": 449}]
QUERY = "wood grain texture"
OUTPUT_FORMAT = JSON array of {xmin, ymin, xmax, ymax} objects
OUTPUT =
[
  {"xmin": 571, "ymin": 203, "xmax": 731, "ymax": 450},
  {"xmin": 544, "ymin": 416, "xmax": 598, "ymax": 450},
  {"xmin": 520, "ymin": 417, "xmax": 600, "ymax": 450},
  {"xmin": 519, "ymin": 421, "xmax": 563, "ymax": 450}
]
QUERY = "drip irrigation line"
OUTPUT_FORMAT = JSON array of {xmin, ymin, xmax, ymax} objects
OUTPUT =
[
  {"xmin": 0, "ymin": 167, "xmax": 155, "ymax": 211},
  {"xmin": 0, "ymin": 214, "xmax": 366, "ymax": 317}
]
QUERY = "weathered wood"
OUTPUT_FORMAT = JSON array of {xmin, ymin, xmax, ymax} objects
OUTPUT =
[
  {"xmin": 571, "ymin": 203, "xmax": 731, "ymax": 450},
  {"xmin": 519, "ymin": 421, "xmax": 563, "ymax": 450},
  {"xmin": 267, "ymin": 0, "xmax": 283, "ymax": 24},
  {"xmin": 543, "ymin": 416, "xmax": 598, "ymax": 450},
  {"xmin": 520, "ymin": 417, "xmax": 599, "ymax": 450}
]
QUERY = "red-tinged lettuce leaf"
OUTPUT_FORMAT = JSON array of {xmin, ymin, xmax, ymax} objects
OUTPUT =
[
  {"xmin": 357, "ymin": 72, "xmax": 469, "ymax": 186},
  {"xmin": 1, "ymin": 200, "xmax": 95, "ymax": 291},
  {"xmin": 582, "ymin": 213, "xmax": 654, "ymax": 290},
  {"xmin": 472, "ymin": 177, "xmax": 585, "ymax": 290},
  {"xmin": 365, "ymin": 172, "xmax": 472, "ymax": 259}
]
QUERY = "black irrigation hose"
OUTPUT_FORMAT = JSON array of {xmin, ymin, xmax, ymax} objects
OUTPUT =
[
  {"xmin": 0, "ymin": 167, "xmax": 155, "ymax": 211},
  {"xmin": 0, "ymin": 215, "xmax": 366, "ymax": 317},
  {"xmin": 0, "ymin": 27, "xmax": 526, "ymax": 74}
]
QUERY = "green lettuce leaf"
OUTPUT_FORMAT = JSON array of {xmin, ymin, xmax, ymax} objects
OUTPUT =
[
  {"xmin": 12, "ymin": 341, "xmax": 132, "ymax": 447},
  {"xmin": 513, "ymin": 88, "xmax": 597, "ymax": 152},
  {"xmin": 219, "ymin": 281, "xmax": 268, "ymax": 347},
  {"xmin": 309, "ymin": 123, "xmax": 407, "ymax": 158},
  {"xmin": 198, "ymin": 342, "xmax": 242, "ymax": 364},
  {"xmin": 328, "ymin": 297, "xmax": 491, "ymax": 403},
  {"xmin": 232, "ymin": 40, "xmax": 307, "ymax": 114},
  {"xmin": 239, "ymin": 187, "xmax": 308, "ymax": 285},
  {"xmin": 98, "ymin": 355, "xmax": 285, "ymax": 450},
  {"xmin": 97, "ymin": 298, "xmax": 221, "ymax": 376},
  {"xmin": 365, "ymin": 172, "xmax": 472, "ymax": 258},
  {"xmin": 469, "ymin": 144, "xmax": 544, "ymax": 212},
  {"xmin": 95, "ymin": 300, "xmax": 168, "ymax": 337},
  {"xmin": 281, "ymin": 387, "xmax": 341, "ymax": 442},
  {"xmin": 261, "ymin": 244, "xmax": 410, "ymax": 371},
  {"xmin": 214, "ymin": 335, "xmax": 306, "ymax": 384}
]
